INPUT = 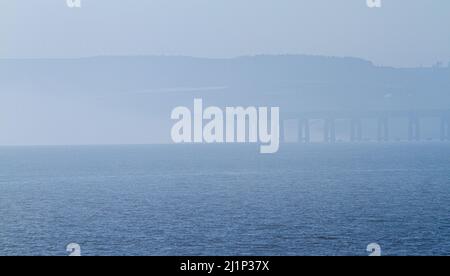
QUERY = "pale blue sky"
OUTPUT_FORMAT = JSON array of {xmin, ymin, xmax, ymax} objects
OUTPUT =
[{"xmin": 1, "ymin": 0, "xmax": 450, "ymax": 67}]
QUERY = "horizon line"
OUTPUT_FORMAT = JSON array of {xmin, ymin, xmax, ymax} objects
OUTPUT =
[{"xmin": 1, "ymin": 54, "xmax": 448, "ymax": 70}]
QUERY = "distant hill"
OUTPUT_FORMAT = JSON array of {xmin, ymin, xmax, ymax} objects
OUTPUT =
[
  {"xmin": 1, "ymin": 55, "xmax": 449, "ymax": 145},
  {"xmin": 1, "ymin": 55, "xmax": 449, "ymax": 111}
]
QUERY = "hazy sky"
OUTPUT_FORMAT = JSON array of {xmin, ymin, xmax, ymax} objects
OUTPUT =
[{"xmin": 1, "ymin": 0, "xmax": 450, "ymax": 67}]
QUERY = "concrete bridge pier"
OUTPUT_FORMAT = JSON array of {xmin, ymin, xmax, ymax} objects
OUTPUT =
[
  {"xmin": 324, "ymin": 118, "xmax": 336, "ymax": 143},
  {"xmin": 298, "ymin": 119, "xmax": 310, "ymax": 143},
  {"xmin": 377, "ymin": 117, "xmax": 389, "ymax": 142},
  {"xmin": 408, "ymin": 114, "xmax": 421, "ymax": 141},
  {"xmin": 350, "ymin": 119, "xmax": 363, "ymax": 142}
]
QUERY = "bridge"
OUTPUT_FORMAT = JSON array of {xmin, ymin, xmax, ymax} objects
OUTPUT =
[{"xmin": 281, "ymin": 109, "xmax": 450, "ymax": 143}]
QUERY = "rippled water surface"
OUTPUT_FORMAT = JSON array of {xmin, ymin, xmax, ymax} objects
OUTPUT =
[{"xmin": 1, "ymin": 144, "xmax": 450, "ymax": 256}]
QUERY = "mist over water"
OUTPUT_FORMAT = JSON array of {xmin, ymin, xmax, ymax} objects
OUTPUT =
[
  {"xmin": 2, "ymin": 1, "xmax": 450, "ymax": 257},
  {"xmin": 1, "ymin": 56, "xmax": 449, "ymax": 146}
]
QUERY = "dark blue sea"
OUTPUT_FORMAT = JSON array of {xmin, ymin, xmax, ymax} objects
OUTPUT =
[{"xmin": 1, "ymin": 144, "xmax": 450, "ymax": 256}]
